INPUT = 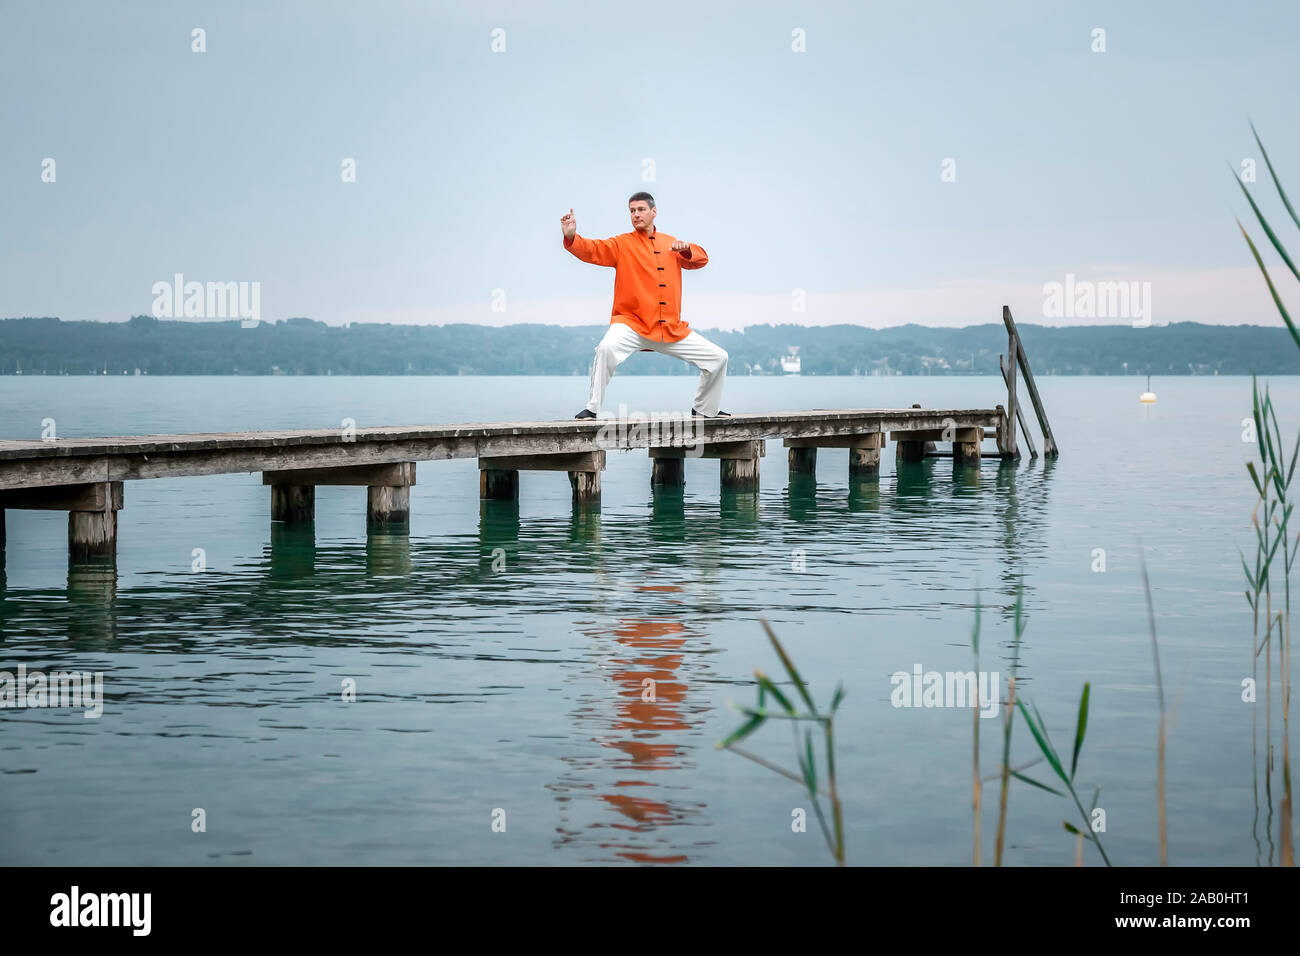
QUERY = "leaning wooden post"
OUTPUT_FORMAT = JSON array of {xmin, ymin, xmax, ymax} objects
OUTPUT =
[
  {"xmin": 999, "ymin": 358, "xmax": 1037, "ymax": 459},
  {"xmin": 1003, "ymin": 305, "xmax": 1059, "ymax": 457},
  {"xmin": 1002, "ymin": 344, "xmax": 1019, "ymax": 459}
]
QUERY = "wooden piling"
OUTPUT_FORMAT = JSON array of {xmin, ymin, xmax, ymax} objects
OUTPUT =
[
  {"xmin": 954, "ymin": 437, "xmax": 982, "ymax": 466},
  {"xmin": 367, "ymin": 485, "xmax": 410, "ymax": 529},
  {"xmin": 650, "ymin": 457, "xmax": 685, "ymax": 488},
  {"xmin": 270, "ymin": 484, "xmax": 314, "ymax": 523},
  {"xmin": 896, "ymin": 440, "xmax": 927, "ymax": 463},
  {"xmin": 788, "ymin": 446, "xmax": 816, "ymax": 478},
  {"xmin": 480, "ymin": 469, "xmax": 519, "ymax": 500},
  {"xmin": 69, "ymin": 509, "xmax": 117, "ymax": 562},
  {"xmin": 265, "ymin": 462, "xmax": 415, "ymax": 529},
  {"xmin": 0, "ymin": 481, "xmax": 125, "ymax": 562},
  {"xmin": 785, "ymin": 432, "xmax": 882, "ymax": 479},
  {"xmin": 849, "ymin": 445, "xmax": 881, "ymax": 477},
  {"xmin": 717, "ymin": 440, "xmax": 763, "ymax": 492},
  {"xmin": 479, "ymin": 451, "xmax": 604, "ymax": 505},
  {"xmin": 568, "ymin": 469, "xmax": 601, "ymax": 504},
  {"xmin": 721, "ymin": 456, "xmax": 759, "ymax": 491}
]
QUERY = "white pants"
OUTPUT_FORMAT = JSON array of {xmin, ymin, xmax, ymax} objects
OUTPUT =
[{"xmin": 585, "ymin": 322, "xmax": 729, "ymax": 416}]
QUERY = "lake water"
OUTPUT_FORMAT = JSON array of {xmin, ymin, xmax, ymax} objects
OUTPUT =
[{"xmin": 0, "ymin": 373, "xmax": 1291, "ymax": 865}]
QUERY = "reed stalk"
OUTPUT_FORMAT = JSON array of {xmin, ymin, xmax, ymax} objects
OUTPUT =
[
  {"xmin": 720, "ymin": 618, "xmax": 846, "ymax": 865},
  {"xmin": 1236, "ymin": 121, "xmax": 1298, "ymax": 865},
  {"xmin": 1138, "ymin": 542, "xmax": 1167, "ymax": 865}
]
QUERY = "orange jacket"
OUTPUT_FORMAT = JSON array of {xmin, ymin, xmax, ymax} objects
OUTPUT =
[{"xmin": 563, "ymin": 226, "xmax": 708, "ymax": 344}]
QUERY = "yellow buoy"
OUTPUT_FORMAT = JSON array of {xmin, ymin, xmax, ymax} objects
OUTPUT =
[{"xmin": 1139, "ymin": 375, "xmax": 1156, "ymax": 403}]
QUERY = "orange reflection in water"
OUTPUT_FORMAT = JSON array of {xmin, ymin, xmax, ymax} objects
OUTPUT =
[{"xmin": 554, "ymin": 583, "xmax": 712, "ymax": 864}]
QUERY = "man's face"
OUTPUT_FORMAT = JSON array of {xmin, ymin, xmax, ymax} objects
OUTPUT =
[{"xmin": 629, "ymin": 201, "xmax": 656, "ymax": 232}]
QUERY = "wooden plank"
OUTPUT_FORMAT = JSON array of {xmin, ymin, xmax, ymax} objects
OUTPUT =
[
  {"xmin": 648, "ymin": 440, "xmax": 765, "ymax": 460},
  {"xmin": 0, "ymin": 442, "xmax": 464, "ymax": 491},
  {"xmin": 999, "ymin": 358, "xmax": 1038, "ymax": 459},
  {"xmin": 479, "ymin": 451, "xmax": 605, "ymax": 472},
  {"xmin": 0, "ymin": 408, "xmax": 1002, "ymax": 460},
  {"xmin": 263, "ymin": 462, "xmax": 416, "ymax": 486},
  {"xmin": 784, "ymin": 432, "xmax": 883, "ymax": 449},
  {"xmin": 0, "ymin": 481, "xmax": 123, "ymax": 511},
  {"xmin": 0, "ymin": 409, "xmax": 1003, "ymax": 491},
  {"xmin": 890, "ymin": 428, "xmax": 980, "ymax": 443},
  {"xmin": 1003, "ymin": 306, "xmax": 1058, "ymax": 457}
]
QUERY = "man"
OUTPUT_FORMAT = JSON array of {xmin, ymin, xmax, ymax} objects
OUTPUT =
[{"xmin": 562, "ymin": 192, "xmax": 730, "ymax": 419}]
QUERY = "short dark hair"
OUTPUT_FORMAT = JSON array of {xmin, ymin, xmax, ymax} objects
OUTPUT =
[{"xmin": 628, "ymin": 191, "xmax": 655, "ymax": 209}]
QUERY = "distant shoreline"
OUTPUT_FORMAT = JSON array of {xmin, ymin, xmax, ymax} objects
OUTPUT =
[{"xmin": 3, "ymin": 316, "xmax": 1297, "ymax": 377}]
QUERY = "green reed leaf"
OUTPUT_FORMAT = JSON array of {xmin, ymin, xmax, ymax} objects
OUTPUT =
[
  {"xmin": 1251, "ymin": 120, "xmax": 1300, "ymax": 233},
  {"xmin": 1011, "ymin": 770, "xmax": 1063, "ymax": 797},
  {"xmin": 1071, "ymin": 683, "xmax": 1091, "ymax": 783},
  {"xmin": 1238, "ymin": 219, "xmax": 1300, "ymax": 350}
]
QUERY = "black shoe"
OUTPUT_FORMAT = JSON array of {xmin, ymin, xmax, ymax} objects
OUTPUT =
[
  {"xmin": 575, "ymin": 408, "xmax": 597, "ymax": 420},
  {"xmin": 692, "ymin": 409, "xmax": 732, "ymax": 417}
]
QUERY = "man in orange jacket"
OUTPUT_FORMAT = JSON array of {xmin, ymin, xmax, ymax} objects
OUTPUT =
[{"xmin": 563, "ymin": 192, "xmax": 730, "ymax": 419}]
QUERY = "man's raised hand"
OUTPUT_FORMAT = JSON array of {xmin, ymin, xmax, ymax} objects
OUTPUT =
[
  {"xmin": 671, "ymin": 239, "xmax": 692, "ymax": 258},
  {"xmin": 561, "ymin": 208, "xmax": 577, "ymax": 240}
]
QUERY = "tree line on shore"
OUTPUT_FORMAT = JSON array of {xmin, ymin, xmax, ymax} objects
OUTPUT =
[{"xmin": 2, "ymin": 315, "xmax": 1297, "ymax": 376}]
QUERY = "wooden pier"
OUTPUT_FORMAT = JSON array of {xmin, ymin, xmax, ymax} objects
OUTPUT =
[
  {"xmin": 0, "ymin": 308, "xmax": 1058, "ymax": 564},
  {"xmin": 1, "ymin": 407, "xmax": 1011, "ymax": 561}
]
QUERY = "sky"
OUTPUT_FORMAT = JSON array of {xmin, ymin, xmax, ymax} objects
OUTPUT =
[{"xmin": 2, "ymin": 0, "xmax": 1298, "ymax": 332}]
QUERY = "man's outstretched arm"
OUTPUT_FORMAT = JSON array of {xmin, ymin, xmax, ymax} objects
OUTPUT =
[
  {"xmin": 670, "ymin": 239, "xmax": 708, "ymax": 270},
  {"xmin": 561, "ymin": 207, "xmax": 620, "ymax": 267}
]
